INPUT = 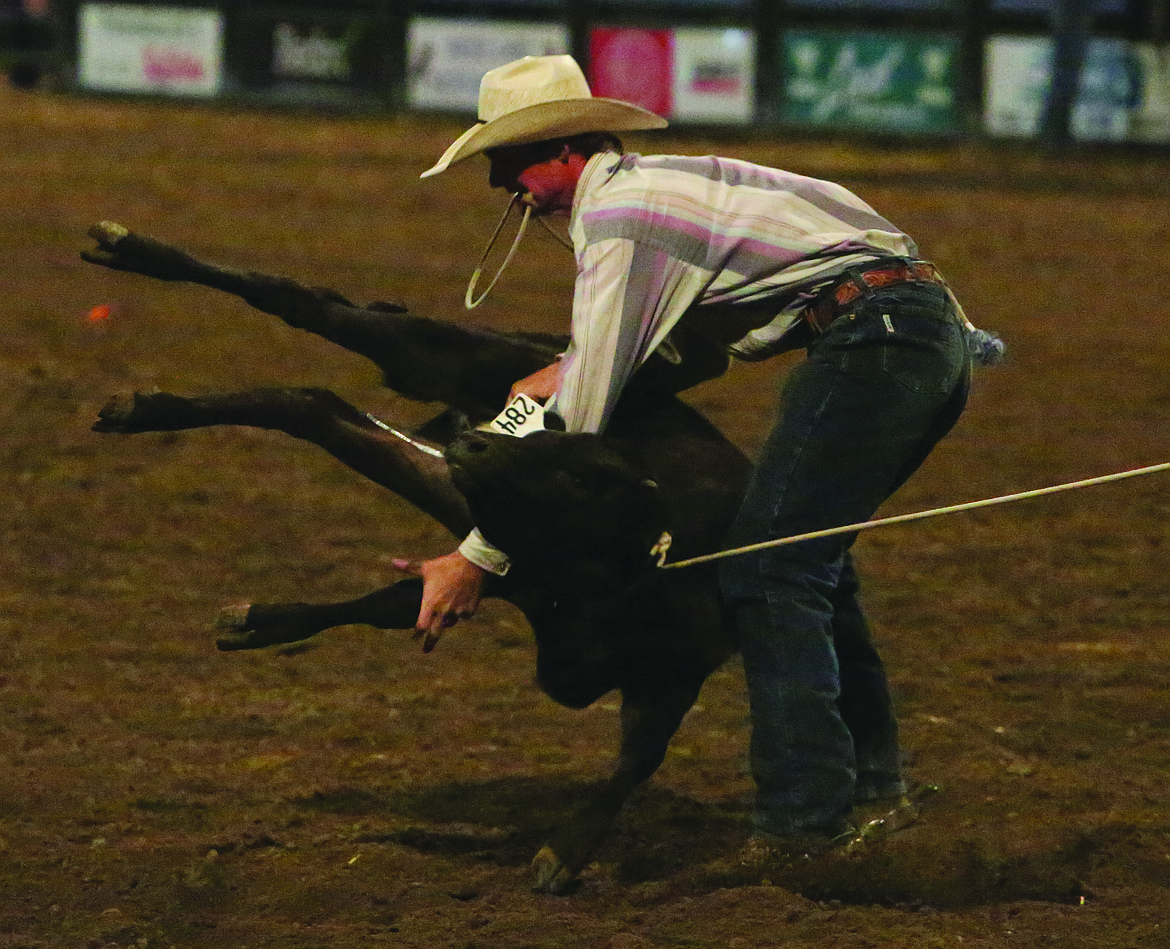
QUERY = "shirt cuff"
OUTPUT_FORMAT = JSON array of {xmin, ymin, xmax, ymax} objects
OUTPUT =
[
  {"xmin": 457, "ymin": 528, "xmax": 511, "ymax": 576},
  {"xmin": 728, "ymin": 310, "xmax": 804, "ymax": 361}
]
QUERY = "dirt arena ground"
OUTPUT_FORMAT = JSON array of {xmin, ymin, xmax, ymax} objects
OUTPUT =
[{"xmin": 2, "ymin": 82, "xmax": 1169, "ymax": 947}]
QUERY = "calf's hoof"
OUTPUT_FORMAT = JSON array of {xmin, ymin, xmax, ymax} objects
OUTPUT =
[
  {"xmin": 213, "ymin": 603, "xmax": 322, "ymax": 651},
  {"xmin": 214, "ymin": 604, "xmax": 261, "ymax": 651},
  {"xmin": 89, "ymin": 220, "xmax": 129, "ymax": 247},
  {"xmin": 531, "ymin": 845, "xmax": 579, "ymax": 895},
  {"xmin": 93, "ymin": 391, "xmax": 187, "ymax": 433}
]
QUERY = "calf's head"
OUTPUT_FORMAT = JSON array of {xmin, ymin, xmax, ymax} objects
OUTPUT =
[{"xmin": 445, "ymin": 430, "xmax": 669, "ymax": 585}]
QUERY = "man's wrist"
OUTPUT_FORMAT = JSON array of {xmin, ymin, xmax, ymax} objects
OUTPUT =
[{"xmin": 457, "ymin": 528, "xmax": 511, "ymax": 576}]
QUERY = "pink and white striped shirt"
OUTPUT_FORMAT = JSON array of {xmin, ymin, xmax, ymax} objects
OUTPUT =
[
  {"xmin": 459, "ymin": 149, "xmax": 918, "ymax": 573},
  {"xmin": 551, "ymin": 150, "xmax": 918, "ymax": 434}
]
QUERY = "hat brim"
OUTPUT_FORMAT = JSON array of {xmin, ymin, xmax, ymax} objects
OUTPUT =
[{"xmin": 420, "ymin": 98, "xmax": 667, "ymax": 179}]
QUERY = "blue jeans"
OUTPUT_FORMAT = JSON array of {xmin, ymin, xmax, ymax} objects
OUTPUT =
[{"xmin": 718, "ymin": 280, "xmax": 970, "ymax": 839}]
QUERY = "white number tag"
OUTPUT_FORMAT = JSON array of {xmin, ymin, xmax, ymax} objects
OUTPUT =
[{"xmin": 487, "ymin": 393, "xmax": 545, "ymax": 438}]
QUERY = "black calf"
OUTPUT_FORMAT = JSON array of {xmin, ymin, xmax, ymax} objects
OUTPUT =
[{"xmin": 82, "ymin": 222, "xmax": 750, "ymax": 893}]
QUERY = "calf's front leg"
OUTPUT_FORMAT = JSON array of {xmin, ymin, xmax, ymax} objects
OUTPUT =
[
  {"xmin": 214, "ymin": 579, "xmax": 424, "ymax": 650},
  {"xmin": 532, "ymin": 679, "xmax": 704, "ymax": 894},
  {"xmin": 215, "ymin": 570, "xmax": 518, "ymax": 651}
]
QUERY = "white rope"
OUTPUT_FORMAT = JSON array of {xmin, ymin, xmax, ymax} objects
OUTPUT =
[
  {"xmin": 661, "ymin": 461, "xmax": 1170, "ymax": 570},
  {"xmin": 465, "ymin": 194, "xmax": 532, "ymax": 310},
  {"xmin": 536, "ymin": 213, "xmax": 575, "ymax": 250},
  {"xmin": 364, "ymin": 413, "xmax": 444, "ymax": 458}
]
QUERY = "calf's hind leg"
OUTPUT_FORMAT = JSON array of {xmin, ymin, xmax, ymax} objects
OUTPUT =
[
  {"xmin": 82, "ymin": 222, "xmax": 558, "ymax": 420},
  {"xmin": 94, "ymin": 386, "xmax": 471, "ymax": 536}
]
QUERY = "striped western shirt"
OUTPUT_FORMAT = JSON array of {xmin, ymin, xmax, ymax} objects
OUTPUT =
[
  {"xmin": 551, "ymin": 149, "xmax": 918, "ymax": 433},
  {"xmin": 458, "ymin": 149, "xmax": 918, "ymax": 574}
]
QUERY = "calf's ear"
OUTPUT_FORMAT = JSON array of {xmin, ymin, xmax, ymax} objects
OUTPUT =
[
  {"xmin": 543, "ymin": 410, "xmax": 566, "ymax": 431},
  {"xmin": 641, "ymin": 479, "xmax": 658, "ymax": 490}
]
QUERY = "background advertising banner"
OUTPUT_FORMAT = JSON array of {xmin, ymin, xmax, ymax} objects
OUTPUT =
[
  {"xmin": 671, "ymin": 28, "xmax": 756, "ymax": 123},
  {"xmin": 407, "ymin": 18, "xmax": 568, "ymax": 111},
  {"xmin": 589, "ymin": 27, "xmax": 756, "ymax": 124},
  {"xmin": 984, "ymin": 36, "xmax": 1170, "ymax": 142},
  {"xmin": 78, "ymin": 3, "xmax": 223, "ymax": 97},
  {"xmin": 230, "ymin": 8, "xmax": 388, "ymax": 104},
  {"xmin": 781, "ymin": 29, "xmax": 960, "ymax": 134},
  {"xmin": 272, "ymin": 23, "xmax": 353, "ymax": 83},
  {"xmin": 264, "ymin": 17, "xmax": 381, "ymax": 87},
  {"xmin": 589, "ymin": 28, "xmax": 674, "ymax": 116}
]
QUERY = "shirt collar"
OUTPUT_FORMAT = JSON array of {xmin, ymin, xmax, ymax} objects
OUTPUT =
[{"xmin": 570, "ymin": 149, "xmax": 628, "ymax": 227}]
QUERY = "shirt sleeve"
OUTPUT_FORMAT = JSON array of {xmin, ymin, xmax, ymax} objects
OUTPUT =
[
  {"xmin": 555, "ymin": 236, "xmax": 711, "ymax": 433},
  {"xmin": 457, "ymin": 528, "xmax": 511, "ymax": 576},
  {"xmin": 727, "ymin": 307, "xmax": 806, "ymax": 361}
]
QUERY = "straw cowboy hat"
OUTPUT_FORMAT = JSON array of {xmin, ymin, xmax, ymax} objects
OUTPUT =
[{"xmin": 420, "ymin": 55, "xmax": 667, "ymax": 179}]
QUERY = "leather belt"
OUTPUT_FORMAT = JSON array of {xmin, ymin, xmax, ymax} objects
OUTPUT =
[{"xmin": 805, "ymin": 260, "xmax": 945, "ymax": 333}]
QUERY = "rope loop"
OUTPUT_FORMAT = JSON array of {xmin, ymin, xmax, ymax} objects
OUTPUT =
[{"xmin": 465, "ymin": 193, "xmax": 532, "ymax": 310}]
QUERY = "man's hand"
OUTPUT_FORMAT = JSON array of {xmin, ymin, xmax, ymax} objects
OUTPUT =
[
  {"xmin": 510, "ymin": 361, "xmax": 561, "ymax": 403},
  {"xmin": 391, "ymin": 550, "xmax": 486, "ymax": 652}
]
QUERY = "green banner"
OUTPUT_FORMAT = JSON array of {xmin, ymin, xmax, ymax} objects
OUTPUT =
[{"xmin": 781, "ymin": 29, "xmax": 960, "ymax": 134}]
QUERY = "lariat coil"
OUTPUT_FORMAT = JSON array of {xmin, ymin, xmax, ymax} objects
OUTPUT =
[{"xmin": 465, "ymin": 193, "xmax": 532, "ymax": 309}]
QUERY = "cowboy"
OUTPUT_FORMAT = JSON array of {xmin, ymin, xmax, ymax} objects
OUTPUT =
[{"xmin": 404, "ymin": 54, "xmax": 991, "ymax": 852}]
